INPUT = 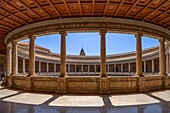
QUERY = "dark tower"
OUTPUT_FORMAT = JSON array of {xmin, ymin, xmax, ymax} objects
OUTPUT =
[{"xmin": 79, "ymin": 48, "xmax": 86, "ymax": 56}]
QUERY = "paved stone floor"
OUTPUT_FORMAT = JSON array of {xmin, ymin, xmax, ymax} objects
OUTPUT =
[{"xmin": 0, "ymin": 85, "xmax": 170, "ymax": 113}]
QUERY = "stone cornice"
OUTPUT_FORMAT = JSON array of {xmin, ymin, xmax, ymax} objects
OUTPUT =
[{"xmin": 5, "ymin": 17, "xmax": 170, "ymax": 44}]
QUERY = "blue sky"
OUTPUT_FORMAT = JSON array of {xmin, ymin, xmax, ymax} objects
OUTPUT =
[{"xmin": 22, "ymin": 32, "xmax": 159, "ymax": 55}]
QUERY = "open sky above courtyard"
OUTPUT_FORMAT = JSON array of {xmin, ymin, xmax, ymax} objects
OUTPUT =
[{"xmin": 22, "ymin": 32, "xmax": 159, "ymax": 55}]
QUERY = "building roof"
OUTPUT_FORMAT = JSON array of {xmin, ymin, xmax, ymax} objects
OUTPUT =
[
  {"xmin": 0, "ymin": 0, "xmax": 170, "ymax": 54},
  {"xmin": 79, "ymin": 48, "xmax": 86, "ymax": 56}
]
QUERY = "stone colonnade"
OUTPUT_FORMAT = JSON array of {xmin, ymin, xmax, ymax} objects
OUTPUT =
[
  {"xmin": 6, "ymin": 31, "xmax": 168, "ymax": 86},
  {"xmin": 17, "ymin": 59, "xmax": 160, "ymax": 74}
]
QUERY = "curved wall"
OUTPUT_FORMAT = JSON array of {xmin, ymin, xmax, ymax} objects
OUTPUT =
[{"xmin": 17, "ymin": 42, "xmax": 169, "ymax": 76}]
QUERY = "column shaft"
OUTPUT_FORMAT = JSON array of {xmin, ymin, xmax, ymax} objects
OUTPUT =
[
  {"xmin": 166, "ymin": 54, "xmax": 168, "ymax": 74},
  {"xmin": 47, "ymin": 62, "xmax": 49, "ymax": 72},
  {"xmin": 135, "ymin": 33, "xmax": 143, "ymax": 77},
  {"xmin": 144, "ymin": 60, "xmax": 146, "ymax": 73},
  {"xmin": 100, "ymin": 30, "xmax": 107, "ymax": 77},
  {"xmin": 121, "ymin": 63, "xmax": 123, "ymax": 72},
  {"xmin": 114, "ymin": 64, "xmax": 116, "ymax": 72},
  {"xmin": 81, "ymin": 65, "xmax": 83, "ymax": 72},
  {"xmin": 152, "ymin": 59, "xmax": 155, "ymax": 73},
  {"xmin": 28, "ymin": 35, "xmax": 36, "ymax": 76},
  {"xmin": 169, "ymin": 45, "xmax": 170, "ymax": 74},
  {"xmin": 68, "ymin": 64, "xmax": 70, "ymax": 72},
  {"xmin": 54, "ymin": 63, "xmax": 56, "ymax": 72},
  {"xmin": 12, "ymin": 41, "xmax": 18, "ymax": 75},
  {"xmin": 128, "ymin": 63, "xmax": 131, "ymax": 72},
  {"xmin": 6, "ymin": 46, "xmax": 11, "ymax": 76},
  {"xmin": 108, "ymin": 64, "xmax": 110, "ymax": 72},
  {"xmin": 159, "ymin": 38, "xmax": 166, "ymax": 75},
  {"xmin": 39, "ymin": 61, "xmax": 41, "ymax": 73},
  {"xmin": 60, "ymin": 31, "xmax": 67, "ymax": 77},
  {"xmin": 22, "ymin": 58, "xmax": 25, "ymax": 74}
]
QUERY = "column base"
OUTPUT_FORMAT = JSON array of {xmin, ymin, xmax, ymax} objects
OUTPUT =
[
  {"xmin": 24, "ymin": 77, "xmax": 32, "ymax": 91},
  {"xmin": 27, "ymin": 74, "xmax": 37, "ymax": 77},
  {"xmin": 159, "ymin": 72, "xmax": 166, "ymax": 76},
  {"xmin": 162, "ymin": 76, "xmax": 169, "ymax": 88},
  {"xmin": 59, "ymin": 73, "xmax": 67, "ymax": 77},
  {"xmin": 5, "ymin": 75, "xmax": 12, "ymax": 87},
  {"xmin": 99, "ymin": 76, "xmax": 110, "ymax": 94},
  {"xmin": 138, "ymin": 77, "xmax": 148, "ymax": 92},
  {"xmin": 22, "ymin": 73, "xmax": 27, "ymax": 76},
  {"xmin": 135, "ymin": 73, "xmax": 145, "ymax": 77},
  {"xmin": 57, "ymin": 76, "xmax": 67, "ymax": 94},
  {"xmin": 100, "ymin": 73, "xmax": 108, "ymax": 77}
]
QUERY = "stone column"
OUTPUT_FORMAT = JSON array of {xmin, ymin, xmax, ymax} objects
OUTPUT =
[
  {"xmin": 59, "ymin": 31, "xmax": 67, "ymax": 77},
  {"xmin": 99, "ymin": 30, "xmax": 109, "ymax": 93},
  {"xmin": 144, "ymin": 60, "xmax": 146, "ymax": 73},
  {"xmin": 166, "ymin": 54, "xmax": 168, "ymax": 74},
  {"xmin": 6, "ymin": 46, "xmax": 11, "ymax": 76},
  {"xmin": 114, "ymin": 64, "xmax": 116, "ymax": 72},
  {"xmin": 47, "ymin": 62, "xmax": 49, "ymax": 73},
  {"xmin": 22, "ymin": 58, "xmax": 25, "ymax": 75},
  {"xmin": 28, "ymin": 35, "xmax": 36, "ymax": 76},
  {"xmin": 68, "ymin": 64, "xmax": 70, "ymax": 72},
  {"xmin": 94, "ymin": 65, "xmax": 97, "ymax": 72},
  {"xmin": 152, "ymin": 59, "xmax": 155, "ymax": 73},
  {"xmin": 121, "ymin": 63, "xmax": 123, "ymax": 72},
  {"xmin": 135, "ymin": 33, "xmax": 143, "ymax": 77},
  {"xmin": 100, "ymin": 30, "xmax": 107, "ymax": 77},
  {"xmin": 108, "ymin": 64, "xmax": 110, "ymax": 72},
  {"xmin": 75, "ymin": 65, "xmax": 77, "ymax": 72},
  {"xmin": 81, "ymin": 65, "xmax": 83, "ymax": 72},
  {"xmin": 169, "ymin": 45, "xmax": 170, "ymax": 74},
  {"xmin": 159, "ymin": 38, "xmax": 166, "ymax": 76},
  {"xmin": 128, "ymin": 63, "xmax": 131, "ymax": 72},
  {"xmin": 88, "ymin": 65, "xmax": 90, "ymax": 72},
  {"xmin": 39, "ymin": 61, "xmax": 41, "ymax": 73},
  {"xmin": 12, "ymin": 40, "xmax": 18, "ymax": 76},
  {"xmin": 54, "ymin": 63, "xmax": 56, "ymax": 72}
]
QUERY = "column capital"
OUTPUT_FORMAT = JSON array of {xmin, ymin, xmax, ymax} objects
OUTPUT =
[
  {"xmin": 100, "ymin": 30, "xmax": 107, "ymax": 35},
  {"xmin": 6, "ymin": 46, "xmax": 11, "ymax": 50},
  {"xmin": 12, "ymin": 40, "xmax": 18, "ymax": 44},
  {"xmin": 159, "ymin": 38, "xmax": 165, "ymax": 43},
  {"xmin": 59, "ymin": 31, "xmax": 67, "ymax": 36},
  {"xmin": 135, "ymin": 33, "xmax": 143, "ymax": 38},
  {"xmin": 28, "ymin": 35, "xmax": 36, "ymax": 40}
]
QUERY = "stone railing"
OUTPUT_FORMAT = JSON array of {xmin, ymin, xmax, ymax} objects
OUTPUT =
[
  {"xmin": 18, "ymin": 72, "xmax": 159, "ymax": 76},
  {"xmin": 9, "ymin": 75, "xmax": 170, "ymax": 94}
]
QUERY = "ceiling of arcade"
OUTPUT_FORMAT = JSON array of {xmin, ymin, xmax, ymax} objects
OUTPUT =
[{"xmin": 0, "ymin": 0, "xmax": 170, "ymax": 54}]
